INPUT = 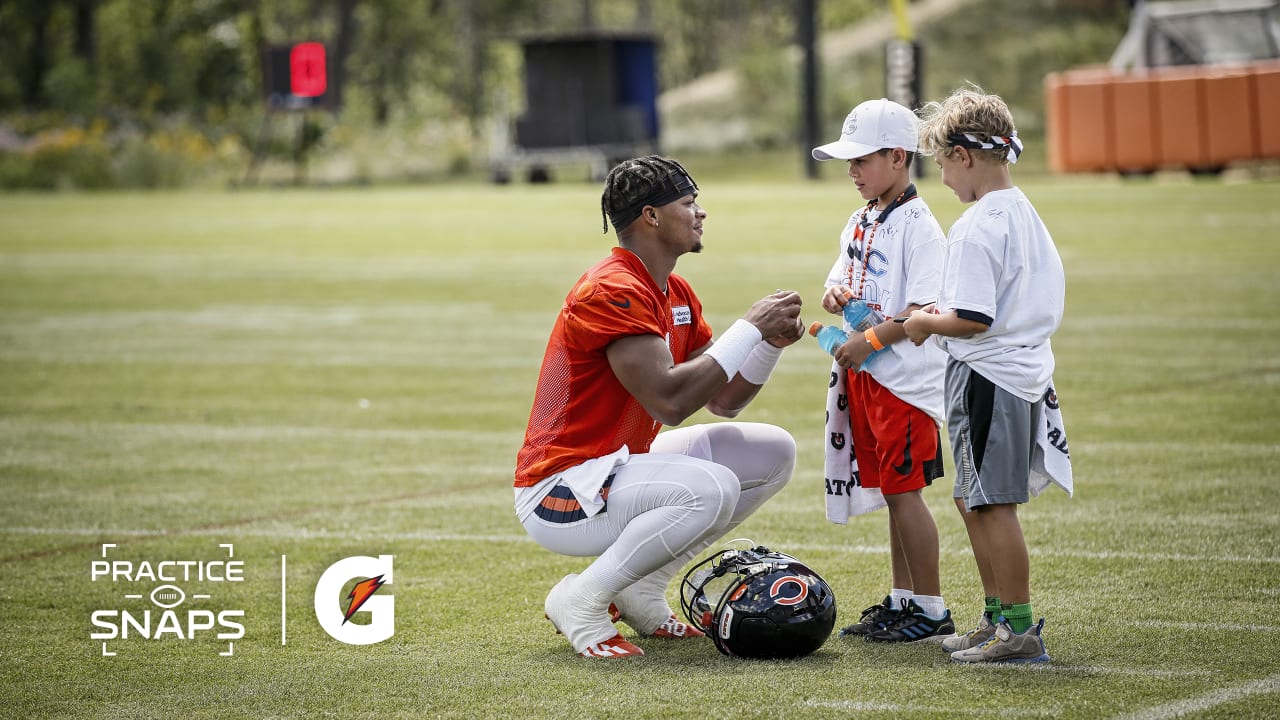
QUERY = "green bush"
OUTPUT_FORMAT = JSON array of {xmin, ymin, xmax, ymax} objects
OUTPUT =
[
  {"xmin": 0, "ymin": 151, "xmax": 32, "ymax": 189},
  {"xmin": 9, "ymin": 125, "xmax": 114, "ymax": 190},
  {"xmin": 112, "ymin": 132, "xmax": 200, "ymax": 189},
  {"xmin": 0, "ymin": 117, "xmax": 243, "ymax": 190}
]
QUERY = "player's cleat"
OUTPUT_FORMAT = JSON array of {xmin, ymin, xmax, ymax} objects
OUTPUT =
[
  {"xmin": 545, "ymin": 574, "xmax": 638, "ymax": 658},
  {"xmin": 609, "ymin": 576, "xmax": 703, "ymax": 638},
  {"xmin": 949, "ymin": 617, "xmax": 1050, "ymax": 664},
  {"xmin": 577, "ymin": 634, "xmax": 645, "ymax": 659},
  {"xmin": 648, "ymin": 614, "xmax": 705, "ymax": 639},
  {"xmin": 942, "ymin": 612, "xmax": 997, "ymax": 653},
  {"xmin": 607, "ymin": 602, "xmax": 703, "ymax": 638},
  {"xmin": 838, "ymin": 595, "xmax": 901, "ymax": 637},
  {"xmin": 864, "ymin": 599, "xmax": 955, "ymax": 643}
]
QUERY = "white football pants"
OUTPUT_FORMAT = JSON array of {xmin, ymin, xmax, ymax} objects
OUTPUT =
[{"xmin": 522, "ymin": 422, "xmax": 794, "ymax": 629}]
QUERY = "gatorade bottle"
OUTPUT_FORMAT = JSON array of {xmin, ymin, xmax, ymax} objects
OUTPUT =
[
  {"xmin": 842, "ymin": 298, "xmax": 881, "ymax": 334},
  {"xmin": 808, "ymin": 321, "xmax": 848, "ymax": 356},
  {"xmin": 810, "ymin": 303, "xmax": 888, "ymax": 368}
]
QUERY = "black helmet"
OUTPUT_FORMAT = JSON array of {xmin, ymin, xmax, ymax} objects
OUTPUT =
[{"xmin": 679, "ymin": 543, "xmax": 836, "ymax": 659}]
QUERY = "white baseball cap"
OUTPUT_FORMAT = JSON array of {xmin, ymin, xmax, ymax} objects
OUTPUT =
[{"xmin": 811, "ymin": 98, "xmax": 919, "ymax": 161}]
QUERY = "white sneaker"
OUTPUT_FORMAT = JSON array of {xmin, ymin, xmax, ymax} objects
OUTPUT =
[
  {"xmin": 544, "ymin": 574, "xmax": 638, "ymax": 657},
  {"xmin": 949, "ymin": 618, "xmax": 1050, "ymax": 664},
  {"xmin": 942, "ymin": 613, "xmax": 997, "ymax": 653}
]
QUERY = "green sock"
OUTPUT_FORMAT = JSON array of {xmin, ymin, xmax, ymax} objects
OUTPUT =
[
  {"xmin": 984, "ymin": 596, "xmax": 1002, "ymax": 620},
  {"xmin": 1004, "ymin": 602, "xmax": 1034, "ymax": 633}
]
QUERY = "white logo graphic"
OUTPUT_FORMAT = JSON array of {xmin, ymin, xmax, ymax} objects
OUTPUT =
[
  {"xmin": 672, "ymin": 305, "xmax": 692, "ymax": 326},
  {"xmin": 90, "ymin": 542, "xmax": 245, "ymax": 657},
  {"xmin": 313, "ymin": 555, "xmax": 395, "ymax": 645}
]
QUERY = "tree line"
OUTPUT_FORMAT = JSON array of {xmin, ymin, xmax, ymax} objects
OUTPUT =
[
  {"xmin": 0, "ymin": 0, "xmax": 1127, "ymax": 188},
  {"xmin": 1, "ymin": 0, "xmax": 860, "ymax": 130}
]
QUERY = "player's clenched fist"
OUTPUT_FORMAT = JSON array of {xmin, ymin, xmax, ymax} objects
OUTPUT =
[
  {"xmin": 765, "ymin": 315, "xmax": 806, "ymax": 348},
  {"xmin": 744, "ymin": 290, "xmax": 802, "ymax": 340}
]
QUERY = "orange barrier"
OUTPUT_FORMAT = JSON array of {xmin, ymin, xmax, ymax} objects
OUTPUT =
[
  {"xmin": 1153, "ymin": 67, "xmax": 1206, "ymax": 170},
  {"xmin": 1111, "ymin": 73, "xmax": 1159, "ymax": 172},
  {"xmin": 1059, "ymin": 70, "xmax": 1113, "ymax": 172},
  {"xmin": 1252, "ymin": 62, "xmax": 1280, "ymax": 158},
  {"xmin": 1045, "ymin": 61, "xmax": 1280, "ymax": 174}
]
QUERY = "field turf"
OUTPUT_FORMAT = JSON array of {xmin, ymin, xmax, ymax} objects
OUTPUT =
[{"xmin": 2, "ymin": 171, "xmax": 1279, "ymax": 718}]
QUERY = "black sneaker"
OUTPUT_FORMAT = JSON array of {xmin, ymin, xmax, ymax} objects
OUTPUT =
[
  {"xmin": 864, "ymin": 599, "xmax": 955, "ymax": 643},
  {"xmin": 838, "ymin": 595, "xmax": 901, "ymax": 637}
]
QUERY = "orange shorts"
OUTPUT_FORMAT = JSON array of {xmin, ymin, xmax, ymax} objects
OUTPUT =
[{"xmin": 845, "ymin": 368, "xmax": 944, "ymax": 495}]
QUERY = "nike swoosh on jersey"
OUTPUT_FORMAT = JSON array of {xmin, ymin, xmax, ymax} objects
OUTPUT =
[{"xmin": 608, "ymin": 298, "xmax": 631, "ymax": 309}]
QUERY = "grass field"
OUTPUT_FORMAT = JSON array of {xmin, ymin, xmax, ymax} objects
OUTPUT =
[{"xmin": 2, "ymin": 170, "xmax": 1279, "ymax": 719}]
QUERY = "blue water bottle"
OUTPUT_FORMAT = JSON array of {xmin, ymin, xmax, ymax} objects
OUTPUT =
[
  {"xmin": 811, "ymin": 298, "xmax": 887, "ymax": 368},
  {"xmin": 842, "ymin": 298, "xmax": 880, "ymax": 333},
  {"xmin": 808, "ymin": 321, "xmax": 848, "ymax": 356}
]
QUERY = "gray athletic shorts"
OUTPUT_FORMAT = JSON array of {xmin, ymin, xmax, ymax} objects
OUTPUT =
[{"xmin": 946, "ymin": 358, "xmax": 1042, "ymax": 511}]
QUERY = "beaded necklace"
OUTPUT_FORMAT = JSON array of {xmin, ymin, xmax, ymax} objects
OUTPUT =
[{"xmin": 846, "ymin": 183, "xmax": 917, "ymax": 300}]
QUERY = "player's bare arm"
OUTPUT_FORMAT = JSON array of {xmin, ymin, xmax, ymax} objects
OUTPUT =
[
  {"xmin": 607, "ymin": 335, "xmax": 740, "ymax": 425},
  {"xmin": 607, "ymin": 291, "xmax": 803, "ymax": 424},
  {"xmin": 706, "ymin": 313, "xmax": 805, "ymax": 417}
]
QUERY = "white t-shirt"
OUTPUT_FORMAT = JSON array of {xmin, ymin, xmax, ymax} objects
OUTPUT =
[
  {"xmin": 938, "ymin": 187, "xmax": 1065, "ymax": 401},
  {"xmin": 825, "ymin": 194, "xmax": 947, "ymax": 423}
]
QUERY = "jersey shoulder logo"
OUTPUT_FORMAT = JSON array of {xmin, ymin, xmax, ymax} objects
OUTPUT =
[{"xmin": 608, "ymin": 297, "xmax": 631, "ymax": 309}]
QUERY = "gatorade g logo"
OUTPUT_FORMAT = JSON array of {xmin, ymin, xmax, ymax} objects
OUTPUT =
[{"xmin": 314, "ymin": 555, "xmax": 394, "ymax": 645}]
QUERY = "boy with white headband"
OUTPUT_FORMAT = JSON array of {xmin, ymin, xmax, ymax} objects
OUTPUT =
[{"xmin": 905, "ymin": 86, "xmax": 1068, "ymax": 664}]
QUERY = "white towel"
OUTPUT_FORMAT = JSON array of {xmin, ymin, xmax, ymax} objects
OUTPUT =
[
  {"xmin": 1030, "ymin": 383, "xmax": 1073, "ymax": 498},
  {"xmin": 823, "ymin": 360, "xmax": 886, "ymax": 524},
  {"xmin": 824, "ymin": 369, "xmax": 1073, "ymax": 523},
  {"xmin": 514, "ymin": 445, "xmax": 630, "ymax": 523},
  {"xmin": 561, "ymin": 445, "xmax": 631, "ymax": 516}
]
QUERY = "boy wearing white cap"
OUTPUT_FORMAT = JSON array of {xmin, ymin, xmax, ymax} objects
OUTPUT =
[{"xmin": 812, "ymin": 98, "xmax": 952, "ymax": 643}]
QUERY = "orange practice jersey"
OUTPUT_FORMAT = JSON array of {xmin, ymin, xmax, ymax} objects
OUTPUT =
[{"xmin": 514, "ymin": 247, "xmax": 714, "ymax": 487}]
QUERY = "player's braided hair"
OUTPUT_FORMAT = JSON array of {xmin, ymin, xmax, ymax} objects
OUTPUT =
[
  {"xmin": 600, "ymin": 155, "xmax": 698, "ymax": 234},
  {"xmin": 918, "ymin": 84, "xmax": 1018, "ymax": 163}
]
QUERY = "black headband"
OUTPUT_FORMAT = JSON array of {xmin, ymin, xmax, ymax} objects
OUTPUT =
[
  {"xmin": 947, "ymin": 132, "xmax": 1023, "ymax": 163},
  {"xmin": 608, "ymin": 171, "xmax": 698, "ymax": 232}
]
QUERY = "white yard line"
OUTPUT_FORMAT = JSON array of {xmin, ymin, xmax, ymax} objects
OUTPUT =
[
  {"xmin": 1130, "ymin": 620, "xmax": 1279, "ymax": 633},
  {"xmin": 802, "ymin": 666, "xmax": 1241, "ymax": 717},
  {"xmin": 1, "ymin": 526, "xmax": 535, "ymax": 544},
  {"xmin": 0, "ymin": 418, "xmax": 514, "ymax": 443},
  {"xmin": 785, "ymin": 541, "xmax": 1280, "ymax": 566},
  {"xmin": 801, "ymin": 699, "xmax": 1059, "ymax": 716},
  {"xmin": 1113, "ymin": 672, "xmax": 1280, "ymax": 720},
  {"xmin": 4, "ymin": 527, "xmax": 1278, "ymax": 566}
]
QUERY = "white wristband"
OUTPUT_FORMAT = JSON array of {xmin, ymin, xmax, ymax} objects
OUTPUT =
[
  {"xmin": 704, "ymin": 319, "xmax": 763, "ymax": 379},
  {"xmin": 738, "ymin": 341, "xmax": 784, "ymax": 385}
]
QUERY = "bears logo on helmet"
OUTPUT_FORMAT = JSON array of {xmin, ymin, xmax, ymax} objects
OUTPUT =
[
  {"xmin": 769, "ymin": 576, "xmax": 809, "ymax": 606},
  {"xmin": 679, "ymin": 543, "xmax": 836, "ymax": 659}
]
